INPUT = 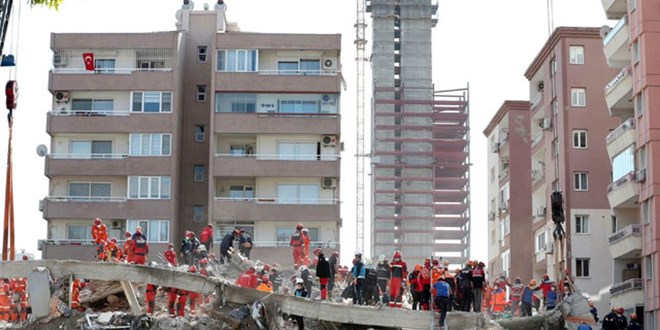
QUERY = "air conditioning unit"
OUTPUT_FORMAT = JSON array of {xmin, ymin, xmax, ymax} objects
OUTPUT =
[
  {"xmin": 54, "ymin": 91, "xmax": 69, "ymax": 103},
  {"xmin": 322, "ymin": 177, "xmax": 337, "ymax": 189},
  {"xmin": 322, "ymin": 57, "xmax": 337, "ymax": 70},
  {"xmin": 322, "ymin": 135, "xmax": 337, "ymax": 147},
  {"xmin": 536, "ymin": 206, "xmax": 546, "ymax": 217},
  {"xmin": 635, "ymin": 168, "xmax": 647, "ymax": 183},
  {"xmin": 111, "ymin": 221, "xmax": 121, "ymax": 229},
  {"xmin": 541, "ymin": 118, "xmax": 552, "ymax": 130}
]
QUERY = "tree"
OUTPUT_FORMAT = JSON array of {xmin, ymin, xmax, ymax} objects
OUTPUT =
[{"xmin": 28, "ymin": 0, "xmax": 63, "ymax": 9}]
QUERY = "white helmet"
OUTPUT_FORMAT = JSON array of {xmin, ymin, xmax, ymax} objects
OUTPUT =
[
  {"xmin": 295, "ymin": 278, "xmax": 304, "ymax": 285},
  {"xmin": 378, "ymin": 255, "xmax": 386, "ymax": 262}
]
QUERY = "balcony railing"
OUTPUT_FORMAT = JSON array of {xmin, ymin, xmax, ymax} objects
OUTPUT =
[
  {"xmin": 498, "ymin": 167, "xmax": 510, "ymax": 181},
  {"xmin": 258, "ymin": 70, "xmax": 339, "ymax": 76},
  {"xmin": 607, "ymin": 171, "xmax": 635, "ymax": 193},
  {"xmin": 532, "ymin": 168, "xmax": 545, "ymax": 185},
  {"xmin": 49, "ymin": 109, "xmax": 130, "ymax": 116},
  {"xmin": 608, "ymin": 224, "xmax": 641, "ymax": 245},
  {"xmin": 49, "ymin": 153, "xmax": 128, "ymax": 160},
  {"xmin": 606, "ymin": 117, "xmax": 634, "ymax": 145},
  {"xmin": 609, "ymin": 278, "xmax": 642, "ymax": 296},
  {"xmin": 52, "ymin": 68, "xmax": 173, "ymax": 75},
  {"xmin": 213, "ymin": 197, "xmax": 339, "ymax": 205},
  {"xmin": 44, "ymin": 196, "xmax": 127, "ymax": 202},
  {"xmin": 605, "ymin": 67, "xmax": 631, "ymax": 96},
  {"xmin": 215, "ymin": 153, "xmax": 339, "ymax": 161},
  {"xmin": 39, "ymin": 238, "xmax": 339, "ymax": 249},
  {"xmin": 38, "ymin": 239, "xmax": 95, "ymax": 247},
  {"xmin": 239, "ymin": 240, "xmax": 339, "ymax": 248},
  {"xmin": 603, "ymin": 16, "xmax": 626, "ymax": 45},
  {"xmin": 532, "ymin": 130, "xmax": 544, "ymax": 147},
  {"xmin": 530, "ymin": 92, "xmax": 543, "ymax": 110}
]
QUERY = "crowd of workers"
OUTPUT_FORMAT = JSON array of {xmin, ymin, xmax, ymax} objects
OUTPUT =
[{"xmin": 0, "ymin": 256, "xmax": 30, "ymax": 323}]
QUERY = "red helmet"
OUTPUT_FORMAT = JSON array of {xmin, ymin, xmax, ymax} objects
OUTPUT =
[
  {"xmin": 332, "ymin": 251, "xmax": 339, "ymax": 257},
  {"xmin": 543, "ymin": 274, "xmax": 550, "ymax": 281},
  {"xmin": 313, "ymin": 248, "xmax": 322, "ymax": 256},
  {"xmin": 167, "ymin": 243, "xmax": 174, "ymax": 248},
  {"xmin": 261, "ymin": 275, "xmax": 269, "ymax": 283},
  {"xmin": 296, "ymin": 223, "xmax": 303, "ymax": 230},
  {"xmin": 186, "ymin": 231, "xmax": 193, "ymax": 238},
  {"xmin": 110, "ymin": 237, "xmax": 117, "ymax": 243},
  {"xmin": 393, "ymin": 251, "xmax": 401, "ymax": 260},
  {"xmin": 263, "ymin": 264, "xmax": 271, "ymax": 271},
  {"xmin": 21, "ymin": 255, "xmax": 28, "ymax": 261},
  {"xmin": 189, "ymin": 265, "xmax": 197, "ymax": 273},
  {"xmin": 94, "ymin": 218, "xmax": 102, "ymax": 225},
  {"xmin": 200, "ymin": 258, "xmax": 208, "ymax": 265},
  {"xmin": 125, "ymin": 231, "xmax": 131, "ymax": 238},
  {"xmin": 432, "ymin": 259, "xmax": 439, "ymax": 265},
  {"xmin": 207, "ymin": 224, "xmax": 213, "ymax": 228}
]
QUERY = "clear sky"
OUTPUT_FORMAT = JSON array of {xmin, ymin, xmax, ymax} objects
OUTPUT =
[{"xmin": 0, "ymin": 0, "xmax": 611, "ymax": 262}]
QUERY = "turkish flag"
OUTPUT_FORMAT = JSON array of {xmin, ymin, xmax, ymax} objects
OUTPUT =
[{"xmin": 83, "ymin": 53, "xmax": 95, "ymax": 71}]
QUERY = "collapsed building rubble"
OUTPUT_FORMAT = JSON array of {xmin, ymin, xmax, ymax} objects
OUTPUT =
[{"xmin": 0, "ymin": 258, "xmax": 598, "ymax": 329}]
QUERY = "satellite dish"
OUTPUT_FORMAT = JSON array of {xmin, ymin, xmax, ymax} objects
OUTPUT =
[{"xmin": 36, "ymin": 144, "xmax": 48, "ymax": 157}]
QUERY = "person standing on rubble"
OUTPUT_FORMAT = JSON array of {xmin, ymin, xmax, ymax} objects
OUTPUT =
[
  {"xmin": 188, "ymin": 232, "xmax": 201, "ymax": 266},
  {"xmin": 122, "ymin": 231, "xmax": 133, "ymax": 263},
  {"xmin": 327, "ymin": 251, "xmax": 338, "ymax": 300},
  {"xmin": 91, "ymin": 218, "xmax": 108, "ymax": 260},
  {"xmin": 388, "ymin": 251, "xmax": 407, "ymax": 308},
  {"xmin": 433, "ymin": 275, "xmax": 451, "ymax": 328},
  {"xmin": 187, "ymin": 266, "xmax": 199, "ymax": 315},
  {"xmin": 256, "ymin": 275, "xmax": 273, "ymax": 293},
  {"xmin": 301, "ymin": 228, "xmax": 311, "ymax": 266},
  {"xmin": 145, "ymin": 283, "xmax": 158, "ymax": 315},
  {"xmin": 269, "ymin": 266, "xmax": 283, "ymax": 293},
  {"xmin": 220, "ymin": 229, "xmax": 239, "ymax": 264},
  {"xmin": 199, "ymin": 224, "xmax": 214, "ymax": 253},
  {"xmin": 104, "ymin": 237, "xmax": 123, "ymax": 262},
  {"xmin": 521, "ymin": 279, "xmax": 540, "ymax": 317},
  {"xmin": 315, "ymin": 248, "xmax": 331, "ymax": 300},
  {"xmin": 471, "ymin": 261, "xmax": 486, "ymax": 312},
  {"xmin": 441, "ymin": 260, "xmax": 456, "ymax": 311},
  {"xmin": 180, "ymin": 231, "xmax": 193, "ymax": 265},
  {"xmin": 458, "ymin": 260, "xmax": 474, "ymax": 312},
  {"xmin": 300, "ymin": 265, "xmax": 313, "ymax": 297},
  {"xmin": 164, "ymin": 243, "xmax": 178, "ymax": 266},
  {"xmin": 408, "ymin": 264, "xmax": 422, "ymax": 310},
  {"xmin": 418, "ymin": 259, "xmax": 432, "ymax": 310},
  {"xmin": 292, "ymin": 278, "xmax": 308, "ymax": 330},
  {"xmin": 350, "ymin": 252, "xmax": 366, "ymax": 305},
  {"xmin": 290, "ymin": 224, "xmax": 305, "ymax": 266},
  {"xmin": 376, "ymin": 255, "xmax": 391, "ymax": 305},
  {"xmin": 131, "ymin": 229, "xmax": 149, "ymax": 265},
  {"xmin": 236, "ymin": 266, "xmax": 259, "ymax": 289},
  {"xmin": 539, "ymin": 274, "xmax": 554, "ymax": 310},
  {"xmin": 238, "ymin": 228, "xmax": 253, "ymax": 259}
]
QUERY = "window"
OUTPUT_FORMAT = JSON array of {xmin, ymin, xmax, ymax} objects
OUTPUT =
[
  {"xmin": 198, "ymin": 46, "xmax": 207, "ymax": 63},
  {"xmin": 215, "ymin": 222, "xmax": 255, "ymax": 242},
  {"xmin": 70, "ymin": 140, "xmax": 112, "ymax": 158},
  {"xmin": 68, "ymin": 182, "xmax": 111, "ymax": 201},
  {"xmin": 569, "ymin": 46, "xmax": 584, "ymax": 64},
  {"xmin": 500, "ymin": 249, "xmax": 510, "ymax": 276},
  {"xmin": 127, "ymin": 219, "xmax": 170, "ymax": 243},
  {"xmin": 216, "ymin": 93, "xmax": 257, "ymax": 113},
  {"xmin": 279, "ymin": 100, "xmax": 319, "ymax": 113},
  {"xmin": 277, "ymin": 184, "xmax": 320, "ymax": 204},
  {"xmin": 278, "ymin": 61, "xmax": 298, "ymax": 75},
  {"xmin": 611, "ymin": 215, "xmax": 617, "ymax": 233},
  {"xmin": 635, "ymin": 93, "xmax": 644, "ymax": 117},
  {"xmin": 572, "ymin": 130, "xmax": 587, "ymax": 149},
  {"xmin": 276, "ymin": 227, "xmax": 319, "ymax": 246},
  {"xmin": 574, "ymin": 172, "xmax": 588, "ymax": 191},
  {"xmin": 632, "ymin": 41, "xmax": 639, "ymax": 64},
  {"xmin": 129, "ymin": 133, "xmax": 171, "ymax": 156},
  {"xmin": 571, "ymin": 88, "xmax": 586, "ymax": 107},
  {"xmin": 137, "ymin": 60, "xmax": 165, "ymax": 70},
  {"xmin": 299, "ymin": 59, "xmax": 320, "ymax": 75},
  {"xmin": 216, "ymin": 49, "xmax": 258, "ymax": 72},
  {"xmin": 131, "ymin": 92, "xmax": 172, "ymax": 113},
  {"xmin": 646, "ymin": 255, "xmax": 654, "ymax": 279},
  {"xmin": 128, "ymin": 176, "xmax": 170, "ymax": 199},
  {"xmin": 278, "ymin": 142, "xmax": 317, "ymax": 160},
  {"xmin": 535, "ymin": 231, "xmax": 546, "ymax": 252},
  {"xmin": 95, "ymin": 59, "xmax": 115, "ymax": 73},
  {"xmin": 71, "ymin": 99, "xmax": 113, "ymax": 113},
  {"xmin": 612, "ymin": 146, "xmax": 635, "ymax": 181},
  {"xmin": 575, "ymin": 215, "xmax": 590, "ymax": 234},
  {"xmin": 230, "ymin": 144, "xmax": 255, "ymax": 156},
  {"xmin": 194, "ymin": 165, "xmax": 205, "ymax": 182},
  {"xmin": 642, "ymin": 201, "xmax": 650, "ymax": 224},
  {"xmin": 195, "ymin": 125, "xmax": 205, "ymax": 142},
  {"xmin": 197, "ymin": 85, "xmax": 207, "ymax": 102},
  {"xmin": 552, "ymin": 139, "xmax": 559, "ymax": 158},
  {"xmin": 193, "ymin": 205, "xmax": 204, "ymax": 223},
  {"xmin": 229, "ymin": 185, "xmax": 254, "ymax": 200},
  {"xmin": 576, "ymin": 258, "xmax": 590, "ymax": 277},
  {"xmin": 67, "ymin": 225, "xmax": 91, "ymax": 240},
  {"xmin": 550, "ymin": 58, "xmax": 557, "ymax": 76}
]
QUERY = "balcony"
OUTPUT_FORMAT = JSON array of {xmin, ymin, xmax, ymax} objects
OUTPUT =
[
  {"xmin": 47, "ymin": 111, "xmax": 173, "ymax": 134},
  {"xmin": 601, "ymin": 0, "xmax": 627, "ymax": 20},
  {"xmin": 605, "ymin": 67, "xmax": 633, "ymax": 118},
  {"xmin": 212, "ymin": 198, "xmax": 340, "ymax": 222},
  {"xmin": 609, "ymin": 278, "xmax": 643, "ymax": 310},
  {"xmin": 532, "ymin": 168, "xmax": 545, "ymax": 187},
  {"xmin": 45, "ymin": 154, "xmax": 172, "ymax": 177},
  {"xmin": 606, "ymin": 118, "xmax": 635, "ymax": 159},
  {"xmin": 213, "ymin": 154, "xmax": 339, "ymax": 177},
  {"xmin": 530, "ymin": 92, "xmax": 543, "ymax": 113},
  {"xmin": 602, "ymin": 17, "xmax": 630, "ymax": 68},
  {"xmin": 607, "ymin": 171, "xmax": 639, "ymax": 208},
  {"xmin": 215, "ymin": 71, "xmax": 341, "ymax": 94},
  {"xmin": 608, "ymin": 224, "xmax": 642, "ymax": 259},
  {"xmin": 498, "ymin": 167, "xmax": 510, "ymax": 183},
  {"xmin": 41, "ymin": 197, "xmax": 173, "ymax": 220},
  {"xmin": 49, "ymin": 69, "xmax": 174, "ymax": 92},
  {"xmin": 531, "ymin": 130, "xmax": 544, "ymax": 149},
  {"xmin": 214, "ymin": 113, "xmax": 340, "ymax": 135}
]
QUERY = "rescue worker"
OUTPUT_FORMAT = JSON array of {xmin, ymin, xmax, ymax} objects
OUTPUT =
[
  {"xmin": 187, "ymin": 266, "xmax": 199, "ymax": 315},
  {"xmin": 145, "ymin": 284, "xmax": 158, "ymax": 315},
  {"xmin": 70, "ymin": 278, "xmax": 86, "ymax": 312},
  {"xmin": 166, "ymin": 287, "xmax": 179, "ymax": 317},
  {"xmin": 458, "ymin": 260, "xmax": 474, "ymax": 312},
  {"xmin": 199, "ymin": 224, "xmax": 214, "ymax": 253},
  {"xmin": 199, "ymin": 258, "xmax": 210, "ymax": 277},
  {"xmin": 104, "ymin": 237, "xmax": 123, "ymax": 262},
  {"xmin": 327, "ymin": 251, "xmax": 338, "ymax": 300},
  {"xmin": 350, "ymin": 252, "xmax": 366, "ymax": 305},
  {"xmin": 292, "ymin": 278, "xmax": 308, "ymax": 330},
  {"xmin": 577, "ymin": 322, "xmax": 593, "ymax": 330},
  {"xmin": 131, "ymin": 230, "xmax": 149, "ymax": 265},
  {"xmin": 91, "ymin": 218, "xmax": 108, "ymax": 260},
  {"xmin": 187, "ymin": 232, "xmax": 201, "ymax": 266},
  {"xmin": 471, "ymin": 261, "xmax": 486, "ymax": 312},
  {"xmin": 219, "ymin": 229, "xmax": 238, "ymax": 264},
  {"xmin": 615, "ymin": 307, "xmax": 628, "ymax": 329},
  {"xmin": 376, "ymin": 255, "xmax": 391, "ymax": 304},
  {"xmin": 0, "ymin": 279, "xmax": 9, "ymax": 321},
  {"xmin": 546, "ymin": 284, "xmax": 558, "ymax": 310},
  {"xmin": 123, "ymin": 231, "xmax": 133, "ymax": 263},
  {"xmin": 11, "ymin": 277, "xmax": 28, "ymax": 322},
  {"xmin": 433, "ymin": 276, "xmax": 451, "ymax": 327},
  {"xmin": 418, "ymin": 259, "xmax": 431, "ymax": 310},
  {"xmin": 507, "ymin": 277, "xmax": 523, "ymax": 317},
  {"xmin": 300, "ymin": 265, "xmax": 313, "ymax": 297},
  {"xmin": 236, "ymin": 266, "xmax": 259, "ymax": 288},
  {"xmin": 180, "ymin": 230, "xmax": 193, "ymax": 265},
  {"xmin": 441, "ymin": 259, "xmax": 456, "ymax": 311},
  {"xmin": 256, "ymin": 275, "xmax": 273, "ymax": 293},
  {"xmin": 269, "ymin": 267, "xmax": 283, "ymax": 293},
  {"xmin": 539, "ymin": 274, "xmax": 554, "ymax": 309},
  {"xmin": 521, "ymin": 279, "xmax": 540, "ymax": 317},
  {"xmin": 176, "ymin": 287, "xmax": 188, "ymax": 317},
  {"xmin": 602, "ymin": 308, "xmax": 618, "ymax": 330},
  {"xmin": 627, "ymin": 313, "xmax": 642, "ymax": 330},
  {"xmin": 490, "ymin": 284, "xmax": 507, "ymax": 317},
  {"xmin": 315, "ymin": 248, "xmax": 331, "ymax": 300},
  {"xmin": 301, "ymin": 228, "xmax": 311, "ymax": 266},
  {"xmin": 238, "ymin": 228, "xmax": 253, "ymax": 259},
  {"xmin": 588, "ymin": 299, "xmax": 599, "ymax": 322},
  {"xmin": 482, "ymin": 281, "xmax": 493, "ymax": 313},
  {"xmin": 289, "ymin": 224, "xmax": 305, "ymax": 266},
  {"xmin": 409, "ymin": 264, "xmax": 422, "ymax": 310},
  {"xmin": 164, "ymin": 243, "xmax": 178, "ymax": 266},
  {"xmin": 388, "ymin": 251, "xmax": 407, "ymax": 308}
]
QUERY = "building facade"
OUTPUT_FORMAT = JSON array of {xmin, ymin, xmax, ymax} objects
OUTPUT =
[
  {"xmin": 368, "ymin": 0, "xmax": 470, "ymax": 265},
  {"xmin": 484, "ymin": 101, "xmax": 532, "ymax": 282},
  {"xmin": 523, "ymin": 27, "xmax": 619, "ymax": 313},
  {"xmin": 39, "ymin": 3, "xmax": 342, "ymax": 266},
  {"xmin": 600, "ymin": 0, "xmax": 660, "ymax": 327}
]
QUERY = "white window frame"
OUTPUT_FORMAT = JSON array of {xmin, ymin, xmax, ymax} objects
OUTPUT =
[
  {"xmin": 575, "ymin": 214, "xmax": 590, "ymax": 234},
  {"xmin": 197, "ymin": 85, "xmax": 207, "ymax": 102},
  {"xmin": 646, "ymin": 255, "xmax": 654, "ymax": 279},
  {"xmin": 129, "ymin": 133, "xmax": 171, "ymax": 156},
  {"xmin": 572, "ymin": 130, "xmax": 587, "ymax": 149},
  {"xmin": 131, "ymin": 91, "xmax": 172, "ymax": 113},
  {"xmin": 68, "ymin": 182, "xmax": 112, "ymax": 201},
  {"xmin": 571, "ymin": 88, "xmax": 586, "ymax": 107},
  {"xmin": 576, "ymin": 258, "xmax": 590, "ymax": 277},
  {"xmin": 276, "ymin": 184, "xmax": 320, "ymax": 204},
  {"xmin": 216, "ymin": 49, "xmax": 259, "ymax": 72},
  {"xmin": 128, "ymin": 176, "xmax": 170, "ymax": 199},
  {"xmin": 500, "ymin": 249, "xmax": 510, "ymax": 276},
  {"xmin": 66, "ymin": 224, "xmax": 92, "ymax": 240},
  {"xmin": 535, "ymin": 231, "xmax": 546, "ymax": 252},
  {"xmin": 569, "ymin": 46, "xmax": 585, "ymax": 64},
  {"xmin": 194, "ymin": 165, "xmax": 205, "ymax": 182},
  {"xmin": 127, "ymin": 219, "xmax": 170, "ymax": 243},
  {"xmin": 228, "ymin": 185, "xmax": 255, "ymax": 200},
  {"xmin": 573, "ymin": 172, "xmax": 589, "ymax": 191}
]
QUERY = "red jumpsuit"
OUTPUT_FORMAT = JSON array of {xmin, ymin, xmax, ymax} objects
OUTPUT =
[
  {"xmin": 302, "ymin": 232, "xmax": 311, "ymax": 266},
  {"xmin": 12, "ymin": 278, "xmax": 27, "ymax": 322},
  {"xmin": 167, "ymin": 288, "xmax": 178, "ymax": 317},
  {"xmin": 0, "ymin": 281, "xmax": 9, "ymax": 321},
  {"xmin": 145, "ymin": 284, "xmax": 158, "ymax": 315},
  {"xmin": 177, "ymin": 290, "xmax": 187, "ymax": 317},
  {"xmin": 123, "ymin": 239, "xmax": 133, "ymax": 263},
  {"xmin": 289, "ymin": 230, "xmax": 305, "ymax": 266},
  {"xmin": 164, "ymin": 249, "xmax": 178, "ymax": 266},
  {"xmin": 91, "ymin": 224, "xmax": 108, "ymax": 259},
  {"xmin": 389, "ymin": 260, "xmax": 408, "ymax": 308},
  {"xmin": 131, "ymin": 236, "xmax": 149, "ymax": 265},
  {"xmin": 71, "ymin": 279, "xmax": 85, "ymax": 311},
  {"xmin": 235, "ymin": 269, "xmax": 258, "ymax": 288},
  {"xmin": 417, "ymin": 267, "xmax": 431, "ymax": 310}
]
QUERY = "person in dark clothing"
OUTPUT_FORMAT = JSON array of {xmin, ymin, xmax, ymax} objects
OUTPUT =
[
  {"xmin": 327, "ymin": 251, "xmax": 338, "ymax": 300},
  {"xmin": 601, "ymin": 308, "xmax": 618, "ymax": 330},
  {"xmin": 180, "ymin": 231, "xmax": 193, "ymax": 265},
  {"xmin": 350, "ymin": 253, "xmax": 366, "ymax": 305},
  {"xmin": 434, "ymin": 277, "xmax": 451, "ymax": 327},
  {"xmin": 292, "ymin": 278, "xmax": 308, "ymax": 330},
  {"xmin": 219, "ymin": 229, "xmax": 238, "ymax": 264},
  {"xmin": 315, "ymin": 249, "xmax": 331, "ymax": 300},
  {"xmin": 238, "ymin": 228, "xmax": 253, "ymax": 259},
  {"xmin": 376, "ymin": 255, "xmax": 391, "ymax": 304},
  {"xmin": 408, "ymin": 264, "xmax": 422, "ymax": 310},
  {"xmin": 615, "ymin": 307, "xmax": 628, "ymax": 329},
  {"xmin": 363, "ymin": 267, "xmax": 379, "ymax": 305},
  {"xmin": 188, "ymin": 232, "xmax": 201, "ymax": 266},
  {"xmin": 269, "ymin": 267, "xmax": 283, "ymax": 293},
  {"xmin": 300, "ymin": 265, "xmax": 313, "ymax": 297},
  {"xmin": 627, "ymin": 313, "xmax": 642, "ymax": 330},
  {"xmin": 588, "ymin": 300, "xmax": 599, "ymax": 322},
  {"xmin": 458, "ymin": 261, "xmax": 473, "ymax": 312},
  {"xmin": 471, "ymin": 261, "xmax": 486, "ymax": 312},
  {"xmin": 521, "ymin": 279, "xmax": 540, "ymax": 317}
]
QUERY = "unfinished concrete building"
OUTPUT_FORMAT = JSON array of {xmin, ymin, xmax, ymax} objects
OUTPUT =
[{"xmin": 368, "ymin": 0, "xmax": 470, "ymax": 265}]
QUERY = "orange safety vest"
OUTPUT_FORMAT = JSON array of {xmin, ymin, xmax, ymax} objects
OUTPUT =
[
  {"xmin": 256, "ymin": 283, "xmax": 272, "ymax": 293},
  {"xmin": 91, "ymin": 224, "xmax": 108, "ymax": 244},
  {"xmin": 492, "ymin": 289, "xmax": 506, "ymax": 305},
  {"xmin": 124, "ymin": 240, "xmax": 134, "ymax": 262},
  {"xmin": 290, "ymin": 231, "xmax": 303, "ymax": 247}
]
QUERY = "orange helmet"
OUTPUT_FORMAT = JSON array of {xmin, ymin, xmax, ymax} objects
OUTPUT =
[
  {"xmin": 296, "ymin": 223, "xmax": 303, "ymax": 230},
  {"xmin": 529, "ymin": 279, "xmax": 537, "ymax": 286},
  {"xmin": 414, "ymin": 264, "xmax": 422, "ymax": 271}
]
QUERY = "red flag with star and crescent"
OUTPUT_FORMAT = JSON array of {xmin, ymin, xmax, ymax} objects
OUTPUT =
[{"xmin": 83, "ymin": 52, "xmax": 95, "ymax": 71}]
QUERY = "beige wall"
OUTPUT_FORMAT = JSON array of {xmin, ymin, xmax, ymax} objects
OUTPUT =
[
  {"xmin": 252, "ymin": 220, "xmax": 338, "ymax": 243},
  {"xmin": 52, "ymin": 133, "xmax": 130, "ymax": 154},
  {"xmin": 49, "ymin": 176, "xmax": 128, "ymax": 196},
  {"xmin": 52, "ymin": 91, "xmax": 132, "ymax": 111},
  {"xmin": 255, "ymin": 177, "xmax": 338, "ymax": 202}
]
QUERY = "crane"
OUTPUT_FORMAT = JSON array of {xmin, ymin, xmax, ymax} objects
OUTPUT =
[{"xmin": 354, "ymin": 0, "xmax": 367, "ymax": 255}]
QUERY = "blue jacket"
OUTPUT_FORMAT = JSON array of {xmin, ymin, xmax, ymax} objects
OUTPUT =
[
  {"xmin": 576, "ymin": 323, "xmax": 592, "ymax": 330},
  {"xmin": 434, "ymin": 280, "xmax": 450, "ymax": 297},
  {"xmin": 521, "ymin": 285, "xmax": 538, "ymax": 304},
  {"xmin": 352, "ymin": 260, "xmax": 365, "ymax": 279},
  {"xmin": 546, "ymin": 290, "xmax": 557, "ymax": 307}
]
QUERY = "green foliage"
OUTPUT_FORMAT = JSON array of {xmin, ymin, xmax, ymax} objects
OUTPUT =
[{"xmin": 28, "ymin": 0, "xmax": 63, "ymax": 9}]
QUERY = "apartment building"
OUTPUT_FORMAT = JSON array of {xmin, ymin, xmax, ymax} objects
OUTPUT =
[
  {"xmin": 600, "ymin": 0, "xmax": 660, "ymax": 327},
  {"xmin": 484, "ymin": 101, "xmax": 532, "ymax": 282},
  {"xmin": 39, "ymin": 2, "xmax": 342, "ymax": 266}
]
